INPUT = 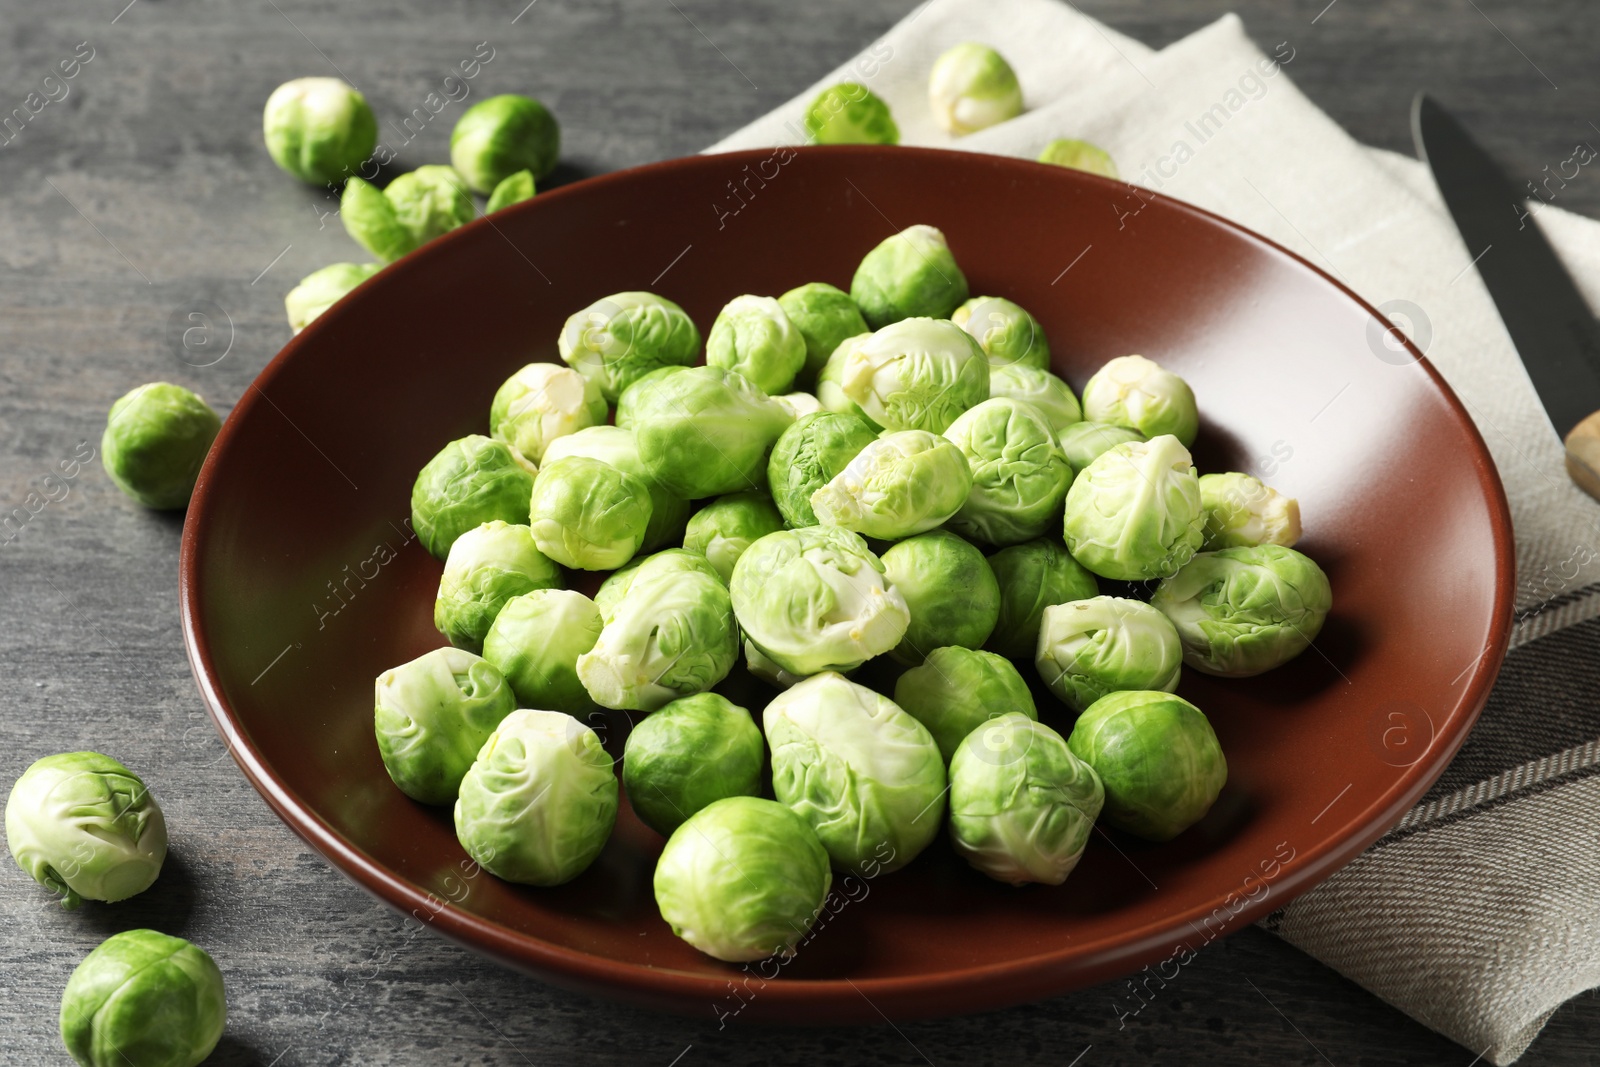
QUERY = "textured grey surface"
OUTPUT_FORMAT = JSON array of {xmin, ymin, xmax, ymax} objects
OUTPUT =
[{"xmin": 2, "ymin": 0, "xmax": 1598, "ymax": 1063}]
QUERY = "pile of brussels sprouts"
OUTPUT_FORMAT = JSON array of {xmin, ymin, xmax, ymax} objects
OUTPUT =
[{"xmin": 380, "ymin": 220, "xmax": 1331, "ymax": 964}]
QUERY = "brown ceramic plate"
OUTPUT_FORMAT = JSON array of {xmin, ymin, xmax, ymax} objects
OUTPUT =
[{"xmin": 180, "ymin": 146, "xmax": 1513, "ymax": 1023}]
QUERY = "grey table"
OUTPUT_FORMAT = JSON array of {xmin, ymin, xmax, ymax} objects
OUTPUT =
[{"xmin": 2, "ymin": 1, "xmax": 1596, "ymax": 1063}]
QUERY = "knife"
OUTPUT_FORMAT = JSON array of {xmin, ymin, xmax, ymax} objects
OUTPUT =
[{"xmin": 1412, "ymin": 92, "xmax": 1600, "ymax": 503}]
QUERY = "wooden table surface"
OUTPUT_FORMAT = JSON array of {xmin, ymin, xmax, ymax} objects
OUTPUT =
[{"xmin": 2, "ymin": 1, "xmax": 1596, "ymax": 1063}]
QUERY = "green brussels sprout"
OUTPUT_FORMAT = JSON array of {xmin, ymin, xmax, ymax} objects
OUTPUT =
[
  {"xmin": 1037, "ymin": 137, "xmax": 1119, "ymax": 179},
  {"xmin": 558, "ymin": 292, "xmax": 701, "ymax": 402},
  {"xmin": 454, "ymin": 708, "xmax": 617, "ymax": 885},
  {"xmin": 489, "ymin": 362, "xmax": 608, "ymax": 465},
  {"xmin": 1081, "ymin": 354, "xmax": 1199, "ymax": 447},
  {"xmin": 767, "ymin": 410, "xmax": 879, "ymax": 528},
  {"xmin": 1035, "ymin": 596, "xmax": 1183, "ymax": 712},
  {"xmin": 576, "ymin": 566, "xmax": 738, "ymax": 711},
  {"xmin": 341, "ymin": 166, "xmax": 475, "ymax": 263},
  {"xmin": 987, "ymin": 364, "xmax": 1082, "ymax": 432},
  {"xmin": 943, "ymin": 397, "xmax": 1074, "ymax": 545},
  {"xmin": 433, "ymin": 520, "xmax": 563, "ymax": 651},
  {"xmin": 730, "ymin": 525, "xmax": 909, "ymax": 677},
  {"xmin": 654, "ymin": 796, "xmax": 831, "ymax": 961},
  {"xmin": 1198, "ymin": 472, "xmax": 1302, "ymax": 550},
  {"xmin": 985, "ymin": 538, "xmax": 1099, "ymax": 659},
  {"xmin": 683, "ymin": 491, "xmax": 786, "ymax": 583},
  {"xmin": 486, "ymin": 169, "xmax": 536, "ymax": 213},
  {"xmin": 59, "ymin": 929, "xmax": 225, "ymax": 1067},
  {"xmin": 411, "ymin": 435, "xmax": 536, "ymax": 561},
  {"xmin": 482, "ymin": 589, "xmax": 602, "ymax": 713},
  {"xmin": 893, "ymin": 646, "xmax": 1037, "ymax": 763},
  {"xmin": 928, "ymin": 43, "xmax": 1024, "ymax": 136},
  {"xmin": 948, "ymin": 714, "xmax": 1103, "ymax": 885},
  {"xmin": 1062, "ymin": 435, "xmax": 1204, "ymax": 581},
  {"xmin": 594, "ymin": 548, "xmax": 723, "ymax": 617},
  {"xmin": 623, "ymin": 693, "xmax": 763, "ymax": 836},
  {"xmin": 1056, "ymin": 420, "xmax": 1145, "ymax": 471},
  {"xmin": 613, "ymin": 365, "xmax": 689, "ymax": 429},
  {"xmin": 285, "ymin": 262, "xmax": 380, "ymax": 333},
  {"xmin": 450, "ymin": 94, "xmax": 561, "ymax": 193},
  {"xmin": 951, "ymin": 296, "xmax": 1050, "ymax": 370},
  {"xmin": 881, "ymin": 530, "xmax": 1000, "ymax": 665},
  {"xmin": 778, "ymin": 282, "xmax": 871, "ymax": 386},
  {"xmin": 765, "ymin": 672, "xmax": 946, "ymax": 874},
  {"xmin": 1067, "ymin": 690, "xmax": 1226, "ymax": 841},
  {"xmin": 775, "ymin": 391, "xmax": 824, "ymax": 419},
  {"xmin": 541, "ymin": 425, "xmax": 689, "ymax": 553},
  {"xmin": 810, "ymin": 429, "xmax": 972, "ymax": 540},
  {"xmin": 6, "ymin": 752, "xmax": 166, "ymax": 909},
  {"xmin": 101, "ymin": 383, "xmax": 221, "ymax": 510},
  {"xmin": 705, "ymin": 294, "xmax": 807, "ymax": 395},
  {"xmin": 851, "ymin": 225, "xmax": 970, "ymax": 329},
  {"xmin": 630, "ymin": 365, "xmax": 794, "ymax": 499},
  {"xmin": 373, "ymin": 646, "xmax": 517, "ymax": 804},
  {"xmin": 837, "ymin": 317, "xmax": 989, "ymax": 432},
  {"xmin": 338, "ymin": 177, "xmax": 414, "ymax": 263},
  {"xmin": 262, "ymin": 76, "xmax": 376, "ymax": 185},
  {"xmin": 528, "ymin": 456, "xmax": 653, "ymax": 570},
  {"xmin": 1150, "ymin": 545, "xmax": 1332, "ymax": 677},
  {"xmin": 815, "ymin": 333, "xmax": 878, "ymax": 425},
  {"xmin": 742, "ymin": 638, "xmax": 811, "ymax": 690},
  {"xmin": 802, "ymin": 82, "xmax": 899, "ymax": 145}
]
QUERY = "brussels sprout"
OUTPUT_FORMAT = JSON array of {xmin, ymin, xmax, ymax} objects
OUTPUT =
[
  {"xmin": 434, "ymin": 521, "xmax": 563, "ymax": 651},
  {"xmin": 815, "ymin": 333, "xmax": 877, "ymax": 425},
  {"xmin": 1035, "ymin": 596, "xmax": 1183, "ymax": 712},
  {"xmin": 486, "ymin": 169, "xmax": 536, "ymax": 213},
  {"xmin": 342, "ymin": 166, "xmax": 475, "ymax": 263},
  {"xmin": 6, "ymin": 752, "xmax": 166, "ymax": 909},
  {"xmin": 743, "ymin": 638, "xmax": 811, "ymax": 690},
  {"xmin": 623, "ymin": 693, "xmax": 763, "ymax": 836},
  {"xmin": 802, "ymin": 82, "xmax": 900, "ymax": 145},
  {"xmin": 576, "ymin": 566, "xmax": 738, "ymax": 711},
  {"xmin": 594, "ymin": 548, "xmax": 724, "ymax": 617},
  {"xmin": 528, "ymin": 456, "xmax": 653, "ymax": 570},
  {"xmin": 654, "ymin": 796, "xmax": 831, "ymax": 962},
  {"xmin": 944, "ymin": 397, "xmax": 1074, "ymax": 545},
  {"xmin": 373, "ymin": 646, "xmax": 517, "ymax": 804},
  {"xmin": 1056, "ymin": 420, "xmax": 1145, "ymax": 471},
  {"xmin": 810, "ymin": 429, "xmax": 972, "ymax": 540},
  {"xmin": 948, "ymin": 714, "xmax": 1102, "ymax": 885},
  {"xmin": 489, "ymin": 363, "xmax": 606, "ymax": 466},
  {"xmin": 839, "ymin": 317, "xmax": 989, "ymax": 433},
  {"xmin": 1150, "ymin": 545, "xmax": 1332, "ymax": 677},
  {"xmin": 775, "ymin": 391, "xmax": 824, "ymax": 419},
  {"xmin": 1067, "ymin": 690, "xmax": 1226, "ymax": 841},
  {"xmin": 881, "ymin": 530, "xmax": 1000, "ymax": 665},
  {"xmin": 262, "ymin": 76, "xmax": 376, "ymax": 185},
  {"xmin": 630, "ymin": 365, "xmax": 794, "ymax": 498},
  {"xmin": 767, "ymin": 410, "xmax": 879, "ymax": 528},
  {"xmin": 541, "ymin": 425, "xmax": 689, "ymax": 553},
  {"xmin": 482, "ymin": 589, "xmax": 602, "ymax": 713},
  {"xmin": 987, "ymin": 364, "xmax": 1082, "ymax": 432},
  {"xmin": 928, "ymin": 43, "xmax": 1024, "ymax": 136},
  {"xmin": 338, "ymin": 177, "xmax": 414, "ymax": 263},
  {"xmin": 558, "ymin": 292, "xmax": 701, "ymax": 402},
  {"xmin": 285, "ymin": 262, "xmax": 380, "ymax": 333},
  {"xmin": 894, "ymin": 646, "xmax": 1036, "ymax": 763},
  {"xmin": 1198, "ymin": 472, "xmax": 1302, "ymax": 550},
  {"xmin": 705, "ymin": 295, "xmax": 807, "ymax": 395},
  {"xmin": 985, "ymin": 538, "xmax": 1099, "ymax": 659},
  {"xmin": 683, "ymin": 492, "xmax": 786, "ymax": 583},
  {"xmin": 778, "ymin": 282, "xmax": 871, "ymax": 386},
  {"xmin": 1081, "ymin": 354, "xmax": 1199, "ymax": 447},
  {"xmin": 951, "ymin": 296, "xmax": 1049, "ymax": 370},
  {"xmin": 851, "ymin": 225, "xmax": 970, "ymax": 329},
  {"xmin": 59, "ymin": 930, "xmax": 225, "ymax": 1067},
  {"xmin": 101, "ymin": 383, "xmax": 221, "ymax": 510},
  {"xmin": 450, "ymin": 94, "xmax": 561, "ymax": 192},
  {"xmin": 613, "ymin": 365, "xmax": 690, "ymax": 428},
  {"xmin": 730, "ymin": 525, "xmax": 909, "ymax": 677},
  {"xmin": 412, "ymin": 435, "xmax": 536, "ymax": 560},
  {"xmin": 454, "ymin": 708, "xmax": 617, "ymax": 885},
  {"xmin": 1062, "ymin": 435, "xmax": 1204, "ymax": 581},
  {"xmin": 765, "ymin": 672, "xmax": 945, "ymax": 874},
  {"xmin": 1038, "ymin": 138, "xmax": 1119, "ymax": 178}
]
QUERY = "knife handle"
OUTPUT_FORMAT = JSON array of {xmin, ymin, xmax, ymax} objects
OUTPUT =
[{"xmin": 1565, "ymin": 411, "xmax": 1600, "ymax": 503}]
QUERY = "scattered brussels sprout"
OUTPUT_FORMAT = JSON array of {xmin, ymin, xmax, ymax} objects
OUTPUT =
[
  {"xmin": 1035, "ymin": 596, "xmax": 1183, "ymax": 712},
  {"xmin": 928, "ymin": 42, "xmax": 1024, "ymax": 136},
  {"xmin": 454, "ymin": 709, "xmax": 617, "ymax": 885},
  {"xmin": 951, "ymin": 296, "xmax": 1049, "ymax": 370},
  {"xmin": 1037, "ymin": 138, "xmax": 1119, "ymax": 178},
  {"xmin": 342, "ymin": 166, "xmax": 475, "ymax": 263},
  {"xmin": 373, "ymin": 646, "xmax": 516, "ymax": 804},
  {"xmin": 775, "ymin": 391, "xmax": 824, "ymax": 419},
  {"xmin": 743, "ymin": 638, "xmax": 810, "ymax": 690},
  {"xmin": 528, "ymin": 456, "xmax": 654, "ymax": 570},
  {"xmin": 1062, "ymin": 435, "xmax": 1204, "ymax": 581},
  {"xmin": 411, "ymin": 435, "xmax": 536, "ymax": 560},
  {"xmin": 1067, "ymin": 690, "xmax": 1226, "ymax": 841},
  {"xmin": 285, "ymin": 262, "xmax": 380, "ymax": 333},
  {"xmin": 630, "ymin": 365, "xmax": 794, "ymax": 498},
  {"xmin": 338, "ymin": 176, "xmax": 414, "ymax": 263},
  {"xmin": 613, "ymin": 365, "xmax": 689, "ymax": 428},
  {"xmin": 802, "ymin": 82, "xmax": 899, "ymax": 145},
  {"xmin": 764, "ymin": 672, "xmax": 946, "ymax": 874},
  {"xmin": 623, "ymin": 693, "xmax": 763, "ymax": 836},
  {"xmin": 450, "ymin": 93, "xmax": 560, "ymax": 193},
  {"xmin": 558, "ymin": 292, "xmax": 701, "ymax": 403},
  {"xmin": 541, "ymin": 425, "xmax": 689, "ymax": 553},
  {"xmin": 705, "ymin": 294, "xmax": 807, "ymax": 395},
  {"xmin": 1198, "ymin": 472, "xmax": 1302, "ymax": 550},
  {"xmin": 683, "ymin": 492, "xmax": 786, "ymax": 583},
  {"xmin": 987, "ymin": 364, "xmax": 1083, "ymax": 432},
  {"xmin": 810, "ymin": 429, "xmax": 972, "ymax": 540},
  {"xmin": 101, "ymin": 383, "xmax": 221, "ymax": 510},
  {"xmin": 433, "ymin": 520, "xmax": 563, "ymax": 652},
  {"xmin": 778, "ymin": 282, "xmax": 871, "ymax": 386},
  {"xmin": 6, "ymin": 752, "xmax": 166, "ymax": 909},
  {"xmin": 894, "ymin": 646, "xmax": 1037, "ymax": 763},
  {"xmin": 482, "ymin": 589, "xmax": 602, "ymax": 713},
  {"xmin": 262, "ymin": 76, "xmax": 376, "ymax": 185},
  {"xmin": 881, "ymin": 530, "xmax": 1000, "ymax": 665},
  {"xmin": 594, "ymin": 548, "xmax": 724, "ymax": 617},
  {"xmin": 654, "ymin": 796, "xmax": 831, "ymax": 962},
  {"xmin": 815, "ymin": 333, "xmax": 877, "ymax": 425},
  {"xmin": 851, "ymin": 224, "xmax": 970, "ymax": 328},
  {"xmin": 1056, "ymin": 420, "xmax": 1145, "ymax": 471},
  {"xmin": 838, "ymin": 317, "xmax": 989, "ymax": 432},
  {"xmin": 486, "ymin": 168, "xmax": 536, "ymax": 213},
  {"xmin": 944, "ymin": 397, "xmax": 1074, "ymax": 545},
  {"xmin": 489, "ymin": 362, "xmax": 608, "ymax": 465},
  {"xmin": 59, "ymin": 929, "xmax": 225, "ymax": 1067},
  {"xmin": 948, "ymin": 714, "xmax": 1103, "ymax": 885},
  {"xmin": 767, "ymin": 410, "xmax": 879, "ymax": 528},
  {"xmin": 986, "ymin": 538, "xmax": 1099, "ymax": 659},
  {"xmin": 730, "ymin": 525, "xmax": 909, "ymax": 677},
  {"xmin": 1081, "ymin": 354, "xmax": 1199, "ymax": 447},
  {"xmin": 1150, "ymin": 545, "xmax": 1332, "ymax": 677}
]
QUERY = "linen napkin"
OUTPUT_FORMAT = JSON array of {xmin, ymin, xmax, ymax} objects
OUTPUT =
[{"xmin": 708, "ymin": 3, "xmax": 1600, "ymax": 1062}]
